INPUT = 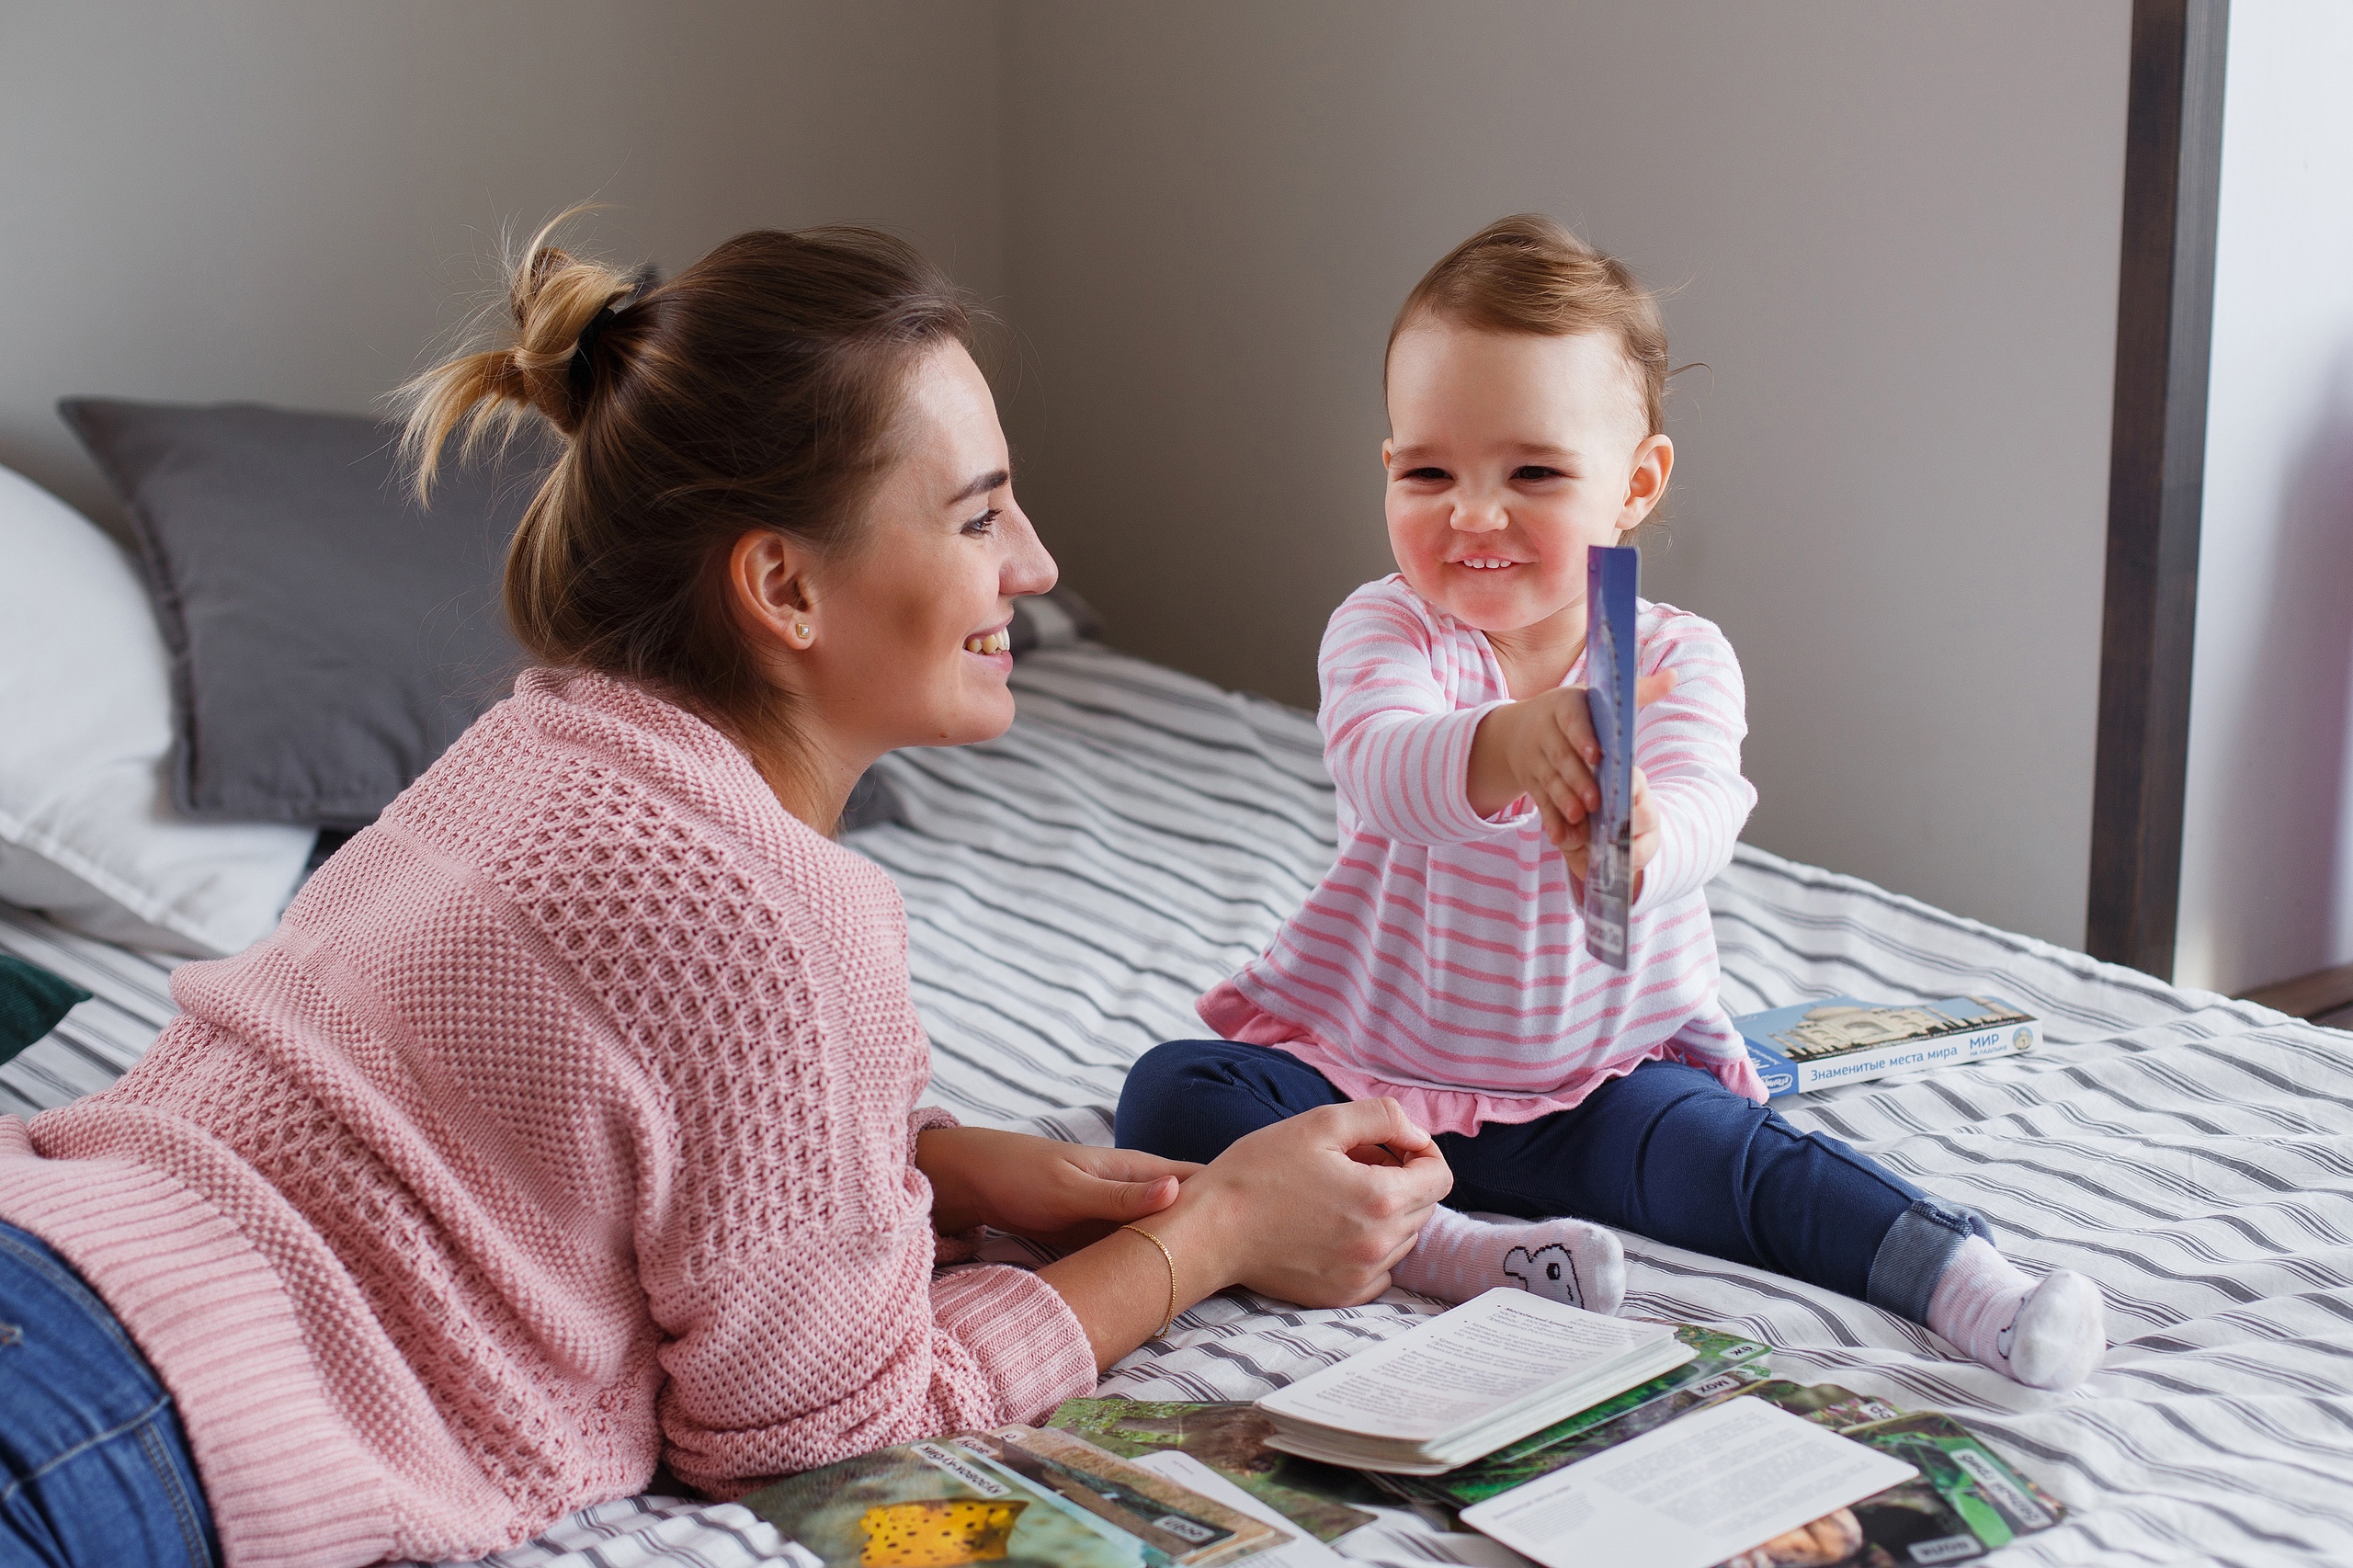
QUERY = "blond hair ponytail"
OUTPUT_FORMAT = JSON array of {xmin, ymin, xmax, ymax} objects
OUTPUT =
[{"xmin": 400, "ymin": 212, "xmax": 644, "ymax": 496}]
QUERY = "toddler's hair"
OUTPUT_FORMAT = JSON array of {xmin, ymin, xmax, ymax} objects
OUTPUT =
[{"xmin": 1389, "ymin": 214, "xmax": 1668, "ymax": 438}]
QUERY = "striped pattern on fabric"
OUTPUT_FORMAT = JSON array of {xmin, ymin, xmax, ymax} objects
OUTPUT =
[
  {"xmin": 6, "ymin": 641, "xmax": 2350, "ymax": 1567},
  {"xmin": 0, "ymin": 903, "xmax": 176, "ymax": 1117},
  {"xmin": 1203, "ymin": 577, "xmax": 1763, "ymax": 1137},
  {"xmin": 393, "ymin": 1495, "xmax": 813, "ymax": 1568}
]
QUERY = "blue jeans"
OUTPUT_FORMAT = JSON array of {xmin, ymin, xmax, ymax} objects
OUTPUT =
[
  {"xmin": 1115, "ymin": 1041, "xmax": 1988, "ymax": 1324},
  {"xmin": 0, "ymin": 1221, "xmax": 219, "ymax": 1568}
]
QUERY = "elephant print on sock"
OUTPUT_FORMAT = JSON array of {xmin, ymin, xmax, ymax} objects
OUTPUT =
[{"xmin": 1502, "ymin": 1243, "xmax": 1583, "ymax": 1308}]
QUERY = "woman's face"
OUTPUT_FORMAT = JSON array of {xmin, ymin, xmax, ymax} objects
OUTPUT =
[{"xmin": 789, "ymin": 343, "xmax": 1056, "ymax": 767}]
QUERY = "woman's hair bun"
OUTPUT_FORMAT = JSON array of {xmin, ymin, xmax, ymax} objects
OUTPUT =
[{"xmin": 399, "ymin": 210, "xmax": 654, "ymax": 496}]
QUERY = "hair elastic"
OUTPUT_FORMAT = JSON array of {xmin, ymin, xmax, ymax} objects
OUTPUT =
[
  {"xmin": 566, "ymin": 305, "xmax": 619, "ymax": 402},
  {"xmin": 566, "ymin": 263, "xmax": 662, "ymax": 403}
]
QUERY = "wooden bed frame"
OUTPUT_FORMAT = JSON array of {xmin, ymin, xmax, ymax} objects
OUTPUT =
[
  {"xmin": 2243, "ymin": 963, "xmax": 2353, "ymax": 1029},
  {"xmin": 2087, "ymin": 0, "xmax": 2230, "ymax": 983}
]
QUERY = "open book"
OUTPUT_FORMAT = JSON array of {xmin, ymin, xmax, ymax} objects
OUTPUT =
[
  {"xmin": 1254, "ymin": 1290, "xmax": 1693, "ymax": 1474},
  {"xmin": 1047, "ymin": 1398, "xmax": 1383, "ymax": 1540}
]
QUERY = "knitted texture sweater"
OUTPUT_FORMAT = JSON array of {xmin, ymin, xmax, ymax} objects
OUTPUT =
[{"xmin": 0, "ymin": 670, "xmax": 1097, "ymax": 1568}]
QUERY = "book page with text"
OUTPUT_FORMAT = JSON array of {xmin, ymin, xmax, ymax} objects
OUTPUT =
[
  {"xmin": 1259, "ymin": 1292, "xmax": 1662, "ymax": 1441},
  {"xmin": 1461, "ymin": 1397, "xmax": 1915, "ymax": 1568}
]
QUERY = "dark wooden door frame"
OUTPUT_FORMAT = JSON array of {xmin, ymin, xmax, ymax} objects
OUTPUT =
[{"xmin": 2086, "ymin": 0, "xmax": 2231, "ymax": 979}]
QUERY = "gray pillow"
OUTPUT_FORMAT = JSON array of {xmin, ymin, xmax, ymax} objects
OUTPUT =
[{"xmin": 62, "ymin": 398, "xmax": 529, "ymax": 828}]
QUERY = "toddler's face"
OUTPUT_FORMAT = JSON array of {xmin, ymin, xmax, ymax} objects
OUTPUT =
[{"xmin": 1382, "ymin": 324, "xmax": 1668, "ymax": 637}]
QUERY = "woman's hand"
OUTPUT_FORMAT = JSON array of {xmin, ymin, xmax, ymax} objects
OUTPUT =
[
  {"xmin": 1177, "ymin": 1098, "xmax": 1452, "ymax": 1306},
  {"xmin": 1038, "ymin": 1098, "xmax": 1453, "ymax": 1370},
  {"xmin": 915, "ymin": 1126, "xmax": 1198, "ymax": 1249}
]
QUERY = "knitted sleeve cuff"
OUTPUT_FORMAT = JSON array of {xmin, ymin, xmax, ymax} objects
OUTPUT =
[
  {"xmin": 908, "ymin": 1104, "xmax": 960, "ymax": 1155},
  {"xmin": 908, "ymin": 1107, "xmax": 984, "ymax": 1263},
  {"xmin": 929, "ymin": 1264, "xmax": 1098, "ymax": 1424}
]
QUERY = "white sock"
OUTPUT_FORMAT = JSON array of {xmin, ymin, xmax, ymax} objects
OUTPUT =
[
  {"xmin": 1389, "ymin": 1207, "xmax": 1626, "ymax": 1314},
  {"xmin": 1926, "ymin": 1236, "xmax": 2107, "ymax": 1390}
]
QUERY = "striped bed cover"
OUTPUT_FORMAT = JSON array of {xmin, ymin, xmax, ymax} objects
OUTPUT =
[{"xmin": 4, "ymin": 643, "xmax": 2347, "ymax": 1567}]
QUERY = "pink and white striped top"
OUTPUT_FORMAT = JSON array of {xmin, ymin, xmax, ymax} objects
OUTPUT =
[{"xmin": 1199, "ymin": 574, "xmax": 1768, "ymax": 1136}]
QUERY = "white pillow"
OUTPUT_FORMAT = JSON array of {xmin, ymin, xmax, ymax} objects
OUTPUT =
[{"xmin": 0, "ymin": 465, "xmax": 313, "ymax": 957}]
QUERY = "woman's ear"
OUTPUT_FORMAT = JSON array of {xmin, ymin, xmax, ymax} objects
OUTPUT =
[
  {"xmin": 1619, "ymin": 434, "xmax": 1675, "ymax": 531},
  {"xmin": 728, "ymin": 528, "xmax": 819, "ymax": 655}
]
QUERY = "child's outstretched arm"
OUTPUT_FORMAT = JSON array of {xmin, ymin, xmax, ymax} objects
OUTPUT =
[
  {"xmin": 1319, "ymin": 587, "xmax": 1563, "ymax": 846},
  {"xmin": 1319, "ymin": 587, "xmax": 1749, "ymax": 886},
  {"xmin": 1460, "ymin": 619, "xmax": 1750, "ymax": 908}
]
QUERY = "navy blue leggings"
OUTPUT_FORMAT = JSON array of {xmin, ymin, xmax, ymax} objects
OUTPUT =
[{"xmin": 1115, "ymin": 1041, "xmax": 1986, "ymax": 1324}]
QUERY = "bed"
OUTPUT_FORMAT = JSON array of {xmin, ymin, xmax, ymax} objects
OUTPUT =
[{"xmin": 6, "ymin": 642, "xmax": 2349, "ymax": 1568}]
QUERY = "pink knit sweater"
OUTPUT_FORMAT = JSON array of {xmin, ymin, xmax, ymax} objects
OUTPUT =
[{"xmin": 0, "ymin": 670, "xmax": 1097, "ymax": 1568}]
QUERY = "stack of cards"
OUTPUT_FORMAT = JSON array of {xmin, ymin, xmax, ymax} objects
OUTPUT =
[{"xmin": 1582, "ymin": 543, "xmax": 1640, "ymax": 967}]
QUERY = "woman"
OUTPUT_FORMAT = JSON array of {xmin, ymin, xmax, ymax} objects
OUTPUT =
[{"xmin": 0, "ymin": 222, "xmax": 1451, "ymax": 1568}]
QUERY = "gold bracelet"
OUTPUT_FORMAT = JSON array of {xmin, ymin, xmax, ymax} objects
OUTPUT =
[{"xmin": 1120, "ymin": 1223, "xmax": 1178, "ymax": 1337}]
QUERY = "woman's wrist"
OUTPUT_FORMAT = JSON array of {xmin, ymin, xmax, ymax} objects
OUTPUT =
[
  {"xmin": 912, "ymin": 1127, "xmax": 990, "ymax": 1235},
  {"xmin": 1040, "ymin": 1184, "xmax": 1245, "ymax": 1371},
  {"xmin": 1133, "ymin": 1180, "xmax": 1245, "ymax": 1305}
]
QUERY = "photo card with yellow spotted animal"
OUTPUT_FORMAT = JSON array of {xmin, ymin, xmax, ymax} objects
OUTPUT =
[{"xmin": 740, "ymin": 1426, "xmax": 1288, "ymax": 1568}]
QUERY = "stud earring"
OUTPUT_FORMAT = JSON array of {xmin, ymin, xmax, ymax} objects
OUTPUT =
[{"xmin": 793, "ymin": 622, "xmax": 811, "ymax": 641}]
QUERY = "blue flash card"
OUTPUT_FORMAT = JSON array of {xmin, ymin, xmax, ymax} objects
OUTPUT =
[{"xmin": 1583, "ymin": 545, "xmax": 1640, "ymax": 967}]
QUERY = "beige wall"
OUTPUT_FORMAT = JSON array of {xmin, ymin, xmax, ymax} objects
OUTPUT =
[
  {"xmin": 6, "ymin": 1, "xmax": 2143, "ymax": 954},
  {"xmin": 0, "ymin": 0, "xmax": 1006, "ymax": 535},
  {"xmin": 998, "ymin": 0, "xmax": 2131, "ymax": 950}
]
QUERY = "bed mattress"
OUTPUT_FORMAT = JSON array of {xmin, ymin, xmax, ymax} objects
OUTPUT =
[{"xmin": 5, "ymin": 643, "xmax": 2347, "ymax": 1567}]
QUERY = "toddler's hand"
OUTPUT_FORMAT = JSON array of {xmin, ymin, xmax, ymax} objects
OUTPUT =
[
  {"xmin": 1470, "ymin": 685, "xmax": 1601, "ymax": 846},
  {"xmin": 1467, "ymin": 669, "xmax": 1676, "ymax": 848},
  {"xmin": 1562, "ymin": 763, "xmax": 1661, "ymax": 895}
]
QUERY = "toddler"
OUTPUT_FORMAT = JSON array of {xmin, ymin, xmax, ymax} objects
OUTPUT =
[{"xmin": 1116, "ymin": 216, "xmax": 2105, "ymax": 1389}]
